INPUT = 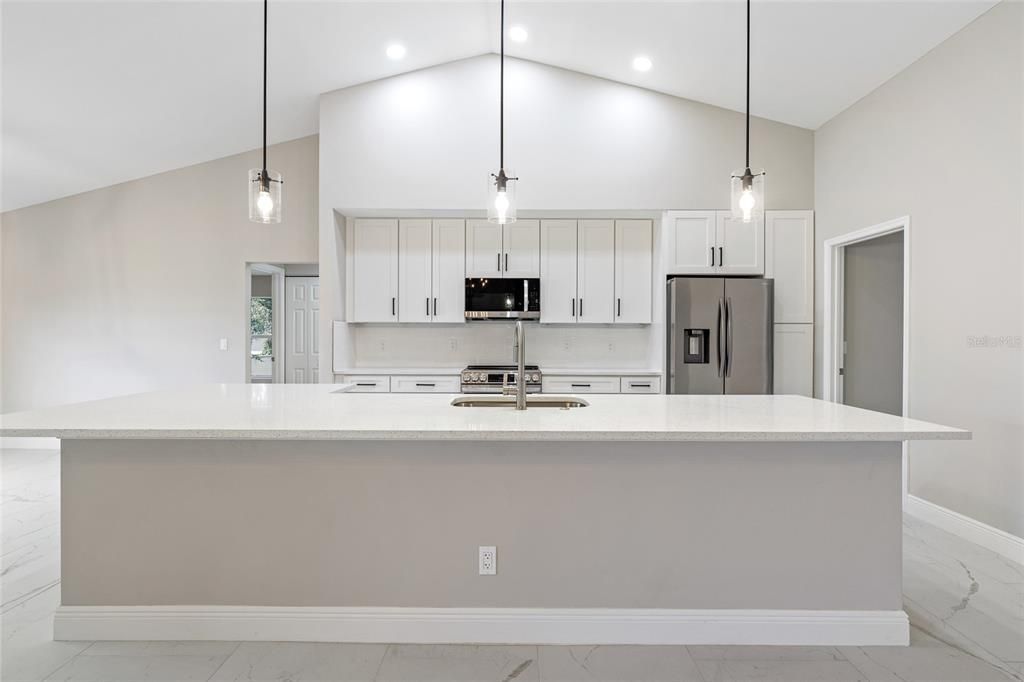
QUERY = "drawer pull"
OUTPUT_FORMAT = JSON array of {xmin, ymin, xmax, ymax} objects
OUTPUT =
[
  {"xmin": 630, "ymin": 383, "xmax": 651, "ymax": 388},
  {"xmin": 415, "ymin": 383, "xmax": 436, "ymax": 387},
  {"xmin": 571, "ymin": 383, "xmax": 591, "ymax": 388},
  {"xmin": 356, "ymin": 382, "xmax": 376, "ymax": 387}
]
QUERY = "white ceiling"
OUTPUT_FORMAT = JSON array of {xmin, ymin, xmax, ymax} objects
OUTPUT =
[{"xmin": 2, "ymin": 0, "xmax": 998, "ymax": 212}]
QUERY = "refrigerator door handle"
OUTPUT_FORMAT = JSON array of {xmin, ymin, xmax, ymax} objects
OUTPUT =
[
  {"xmin": 716, "ymin": 298, "xmax": 725, "ymax": 378},
  {"xmin": 725, "ymin": 297, "xmax": 734, "ymax": 377}
]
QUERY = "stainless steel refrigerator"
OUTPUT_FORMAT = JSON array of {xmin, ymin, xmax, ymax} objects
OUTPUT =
[{"xmin": 667, "ymin": 277, "xmax": 774, "ymax": 394}]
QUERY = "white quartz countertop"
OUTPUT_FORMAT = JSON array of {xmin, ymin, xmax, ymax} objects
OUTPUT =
[
  {"xmin": 333, "ymin": 368, "xmax": 662, "ymax": 376},
  {"xmin": 0, "ymin": 384, "xmax": 969, "ymax": 442}
]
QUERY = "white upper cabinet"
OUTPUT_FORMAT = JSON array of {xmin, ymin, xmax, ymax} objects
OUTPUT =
[
  {"xmin": 540, "ymin": 220, "xmax": 579, "ymax": 324},
  {"xmin": 765, "ymin": 210, "xmax": 814, "ymax": 324},
  {"xmin": 577, "ymin": 220, "xmax": 615, "ymax": 324},
  {"xmin": 465, "ymin": 219, "xmax": 503, "ymax": 277},
  {"xmin": 465, "ymin": 219, "xmax": 539, "ymax": 278},
  {"xmin": 665, "ymin": 210, "xmax": 764, "ymax": 276},
  {"xmin": 348, "ymin": 218, "xmax": 398, "ymax": 323},
  {"xmin": 431, "ymin": 219, "xmax": 466, "ymax": 323},
  {"xmin": 397, "ymin": 219, "xmax": 433, "ymax": 323},
  {"xmin": 502, "ymin": 220, "xmax": 540, "ymax": 278},
  {"xmin": 666, "ymin": 211, "xmax": 717, "ymax": 274},
  {"xmin": 614, "ymin": 219, "xmax": 653, "ymax": 324},
  {"xmin": 716, "ymin": 213, "xmax": 765, "ymax": 275}
]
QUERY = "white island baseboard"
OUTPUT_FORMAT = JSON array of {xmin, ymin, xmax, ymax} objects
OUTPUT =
[{"xmin": 54, "ymin": 605, "xmax": 909, "ymax": 646}]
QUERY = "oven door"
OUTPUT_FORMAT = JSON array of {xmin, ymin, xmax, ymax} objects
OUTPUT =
[{"xmin": 465, "ymin": 278, "xmax": 540, "ymax": 320}]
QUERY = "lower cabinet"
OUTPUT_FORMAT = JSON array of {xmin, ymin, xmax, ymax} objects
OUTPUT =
[
  {"xmin": 390, "ymin": 375, "xmax": 461, "ymax": 393},
  {"xmin": 773, "ymin": 324, "xmax": 813, "ymax": 397},
  {"xmin": 542, "ymin": 375, "xmax": 622, "ymax": 394},
  {"xmin": 339, "ymin": 375, "xmax": 390, "ymax": 392}
]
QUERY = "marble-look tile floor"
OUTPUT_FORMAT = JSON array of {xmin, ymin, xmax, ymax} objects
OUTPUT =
[{"xmin": 2, "ymin": 447, "xmax": 1021, "ymax": 682}]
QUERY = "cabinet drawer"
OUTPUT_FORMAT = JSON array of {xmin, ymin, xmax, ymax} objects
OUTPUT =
[
  {"xmin": 543, "ymin": 376, "xmax": 621, "ymax": 394},
  {"xmin": 341, "ymin": 375, "xmax": 390, "ymax": 393},
  {"xmin": 620, "ymin": 376, "xmax": 662, "ymax": 393},
  {"xmin": 391, "ymin": 375, "xmax": 460, "ymax": 393}
]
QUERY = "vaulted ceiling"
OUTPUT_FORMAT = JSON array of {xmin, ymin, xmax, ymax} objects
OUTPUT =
[{"xmin": 1, "ymin": 0, "xmax": 998, "ymax": 212}]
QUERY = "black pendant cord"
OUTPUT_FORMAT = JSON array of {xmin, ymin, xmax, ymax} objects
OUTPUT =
[
  {"xmin": 262, "ymin": 0, "xmax": 268, "ymax": 176},
  {"xmin": 744, "ymin": 0, "xmax": 750, "ymax": 170},
  {"xmin": 499, "ymin": 0, "xmax": 504, "ymax": 172}
]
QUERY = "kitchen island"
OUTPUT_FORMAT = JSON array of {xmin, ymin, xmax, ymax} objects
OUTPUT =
[{"xmin": 0, "ymin": 384, "xmax": 968, "ymax": 646}]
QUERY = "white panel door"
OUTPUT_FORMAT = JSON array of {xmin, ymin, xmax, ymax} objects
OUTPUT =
[
  {"xmin": 502, "ymin": 220, "xmax": 540, "ymax": 278},
  {"xmin": 398, "ymin": 219, "xmax": 433, "ymax": 323},
  {"xmin": 466, "ymin": 219, "xmax": 502, "ymax": 277},
  {"xmin": 577, "ymin": 220, "xmax": 615, "ymax": 324},
  {"xmin": 766, "ymin": 210, "xmax": 814, "ymax": 324},
  {"xmin": 431, "ymin": 219, "xmax": 466, "ymax": 323},
  {"xmin": 717, "ymin": 212, "xmax": 765, "ymax": 275},
  {"xmin": 348, "ymin": 218, "xmax": 398, "ymax": 322},
  {"xmin": 540, "ymin": 220, "xmax": 578, "ymax": 324},
  {"xmin": 286, "ymin": 277, "xmax": 320, "ymax": 384},
  {"xmin": 665, "ymin": 211, "xmax": 717, "ymax": 275},
  {"xmin": 614, "ymin": 219, "xmax": 653, "ymax": 324},
  {"xmin": 773, "ymin": 323, "xmax": 813, "ymax": 397}
]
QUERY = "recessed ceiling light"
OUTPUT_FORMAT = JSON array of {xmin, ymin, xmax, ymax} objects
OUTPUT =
[
  {"xmin": 386, "ymin": 44, "xmax": 406, "ymax": 60},
  {"xmin": 632, "ymin": 55, "xmax": 652, "ymax": 72},
  {"xmin": 509, "ymin": 26, "xmax": 528, "ymax": 42}
]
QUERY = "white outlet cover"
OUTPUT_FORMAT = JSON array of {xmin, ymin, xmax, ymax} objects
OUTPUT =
[
  {"xmin": 479, "ymin": 546, "xmax": 497, "ymax": 575},
  {"xmin": 219, "ymin": 338, "xmax": 229, "ymax": 351}
]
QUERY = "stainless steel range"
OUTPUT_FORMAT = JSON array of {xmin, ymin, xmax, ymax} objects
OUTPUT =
[{"xmin": 460, "ymin": 365, "xmax": 543, "ymax": 394}]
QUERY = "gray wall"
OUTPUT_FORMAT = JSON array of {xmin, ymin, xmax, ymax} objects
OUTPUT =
[
  {"xmin": 814, "ymin": 1, "xmax": 1023, "ymax": 536},
  {"xmin": 843, "ymin": 232, "xmax": 904, "ymax": 416},
  {"xmin": 62, "ymin": 438, "xmax": 902, "ymax": 610},
  {"xmin": 1, "ymin": 136, "xmax": 319, "ymax": 413}
]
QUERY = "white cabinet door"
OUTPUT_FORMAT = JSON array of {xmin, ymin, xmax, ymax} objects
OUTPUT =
[
  {"xmin": 577, "ymin": 220, "xmax": 615, "ymax": 324},
  {"xmin": 773, "ymin": 323, "xmax": 813, "ymax": 397},
  {"xmin": 348, "ymin": 218, "xmax": 398, "ymax": 323},
  {"xmin": 540, "ymin": 220, "xmax": 578, "ymax": 324},
  {"xmin": 431, "ymin": 219, "xmax": 466, "ymax": 323},
  {"xmin": 285, "ymin": 277, "xmax": 320, "ymax": 384},
  {"xmin": 717, "ymin": 213, "xmax": 764, "ymax": 275},
  {"xmin": 666, "ymin": 211, "xmax": 717, "ymax": 275},
  {"xmin": 614, "ymin": 219, "xmax": 652, "ymax": 324},
  {"xmin": 397, "ymin": 219, "xmax": 433, "ymax": 323},
  {"xmin": 503, "ymin": 220, "xmax": 540, "ymax": 278},
  {"xmin": 466, "ymin": 219, "xmax": 502, "ymax": 277},
  {"xmin": 766, "ymin": 210, "xmax": 814, "ymax": 324}
]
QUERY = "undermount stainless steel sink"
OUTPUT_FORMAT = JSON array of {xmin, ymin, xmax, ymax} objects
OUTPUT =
[{"xmin": 451, "ymin": 395, "xmax": 589, "ymax": 409}]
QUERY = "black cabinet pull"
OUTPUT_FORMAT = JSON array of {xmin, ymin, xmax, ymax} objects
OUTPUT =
[
  {"xmin": 572, "ymin": 298, "xmax": 575, "ymax": 317},
  {"xmin": 433, "ymin": 298, "xmax": 437, "ymax": 316},
  {"xmin": 505, "ymin": 253, "xmax": 508, "ymax": 271},
  {"xmin": 710, "ymin": 246, "xmax": 715, "ymax": 266},
  {"xmin": 392, "ymin": 297, "xmax": 396, "ymax": 316},
  {"xmin": 579, "ymin": 298, "xmax": 583, "ymax": 317},
  {"xmin": 571, "ymin": 383, "xmax": 591, "ymax": 388},
  {"xmin": 617, "ymin": 298, "xmax": 621, "ymax": 317},
  {"xmin": 415, "ymin": 383, "xmax": 436, "ymax": 387},
  {"xmin": 630, "ymin": 383, "xmax": 651, "ymax": 388},
  {"xmin": 498, "ymin": 253, "xmax": 501, "ymax": 271},
  {"xmin": 356, "ymin": 382, "xmax": 376, "ymax": 387},
  {"xmin": 719, "ymin": 246, "xmax": 723, "ymax": 266}
]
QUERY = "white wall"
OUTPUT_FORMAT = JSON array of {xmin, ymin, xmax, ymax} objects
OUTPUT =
[
  {"xmin": 319, "ymin": 56, "xmax": 814, "ymax": 374},
  {"xmin": 1, "ymin": 136, "xmax": 319, "ymax": 413},
  {"xmin": 814, "ymin": 1, "xmax": 1023, "ymax": 536}
]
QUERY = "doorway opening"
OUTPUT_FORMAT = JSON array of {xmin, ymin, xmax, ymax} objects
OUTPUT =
[
  {"xmin": 823, "ymin": 216, "xmax": 910, "ymax": 497},
  {"xmin": 246, "ymin": 263, "xmax": 320, "ymax": 384}
]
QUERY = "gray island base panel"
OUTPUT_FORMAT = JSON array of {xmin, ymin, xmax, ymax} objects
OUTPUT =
[{"xmin": 56, "ymin": 438, "xmax": 907, "ymax": 646}]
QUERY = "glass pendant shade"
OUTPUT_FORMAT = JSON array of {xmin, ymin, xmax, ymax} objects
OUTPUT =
[
  {"xmin": 487, "ymin": 171, "xmax": 517, "ymax": 224},
  {"xmin": 730, "ymin": 168, "xmax": 765, "ymax": 223},
  {"xmin": 249, "ymin": 169, "xmax": 282, "ymax": 223}
]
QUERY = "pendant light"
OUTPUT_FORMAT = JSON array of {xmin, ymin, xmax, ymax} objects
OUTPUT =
[
  {"xmin": 487, "ymin": 0, "xmax": 517, "ymax": 224},
  {"xmin": 249, "ymin": 0, "xmax": 282, "ymax": 223},
  {"xmin": 730, "ymin": 0, "xmax": 765, "ymax": 224}
]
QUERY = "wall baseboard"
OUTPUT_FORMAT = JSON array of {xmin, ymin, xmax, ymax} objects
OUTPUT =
[
  {"xmin": 0, "ymin": 436, "xmax": 60, "ymax": 450},
  {"xmin": 54, "ymin": 606, "xmax": 909, "ymax": 646},
  {"xmin": 906, "ymin": 494, "xmax": 1024, "ymax": 566}
]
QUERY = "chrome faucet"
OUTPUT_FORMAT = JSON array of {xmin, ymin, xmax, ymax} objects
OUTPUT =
[{"xmin": 505, "ymin": 320, "xmax": 527, "ymax": 410}]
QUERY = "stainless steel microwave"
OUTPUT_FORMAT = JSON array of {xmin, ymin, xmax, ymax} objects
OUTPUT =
[{"xmin": 464, "ymin": 278, "xmax": 540, "ymax": 320}]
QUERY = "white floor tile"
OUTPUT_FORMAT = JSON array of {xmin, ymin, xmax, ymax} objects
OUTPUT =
[
  {"xmin": 695, "ymin": 658, "xmax": 867, "ymax": 681},
  {"xmin": 687, "ymin": 645, "xmax": 845, "ymax": 661},
  {"xmin": 538, "ymin": 645, "xmax": 703, "ymax": 681},
  {"xmin": 1, "ymin": 586, "xmax": 91, "ymax": 682},
  {"xmin": 209, "ymin": 641, "xmax": 387, "ymax": 681},
  {"xmin": 375, "ymin": 644, "xmax": 539, "ymax": 681},
  {"xmin": 42, "ymin": 652, "xmax": 230, "ymax": 681}
]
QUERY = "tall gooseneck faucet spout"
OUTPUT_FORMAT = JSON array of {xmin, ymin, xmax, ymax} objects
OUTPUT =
[{"xmin": 513, "ymin": 320, "xmax": 527, "ymax": 410}]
